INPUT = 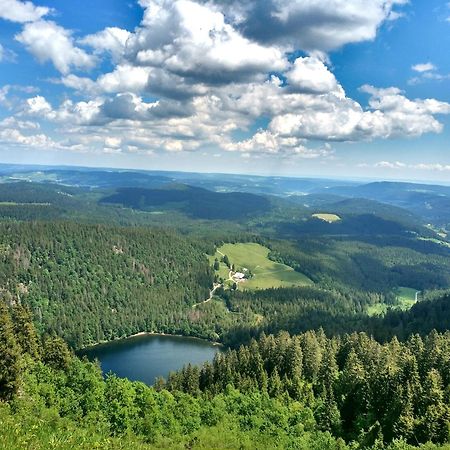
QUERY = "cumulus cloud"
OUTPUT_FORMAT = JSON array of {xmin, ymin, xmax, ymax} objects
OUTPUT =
[
  {"xmin": 412, "ymin": 62, "xmax": 436, "ymax": 73},
  {"xmin": 26, "ymin": 95, "xmax": 53, "ymax": 115},
  {"xmin": 0, "ymin": 117, "xmax": 56, "ymax": 148},
  {"xmin": 267, "ymin": 84, "xmax": 450, "ymax": 142},
  {"xmin": 286, "ymin": 56, "xmax": 343, "ymax": 95},
  {"xmin": 0, "ymin": 0, "xmax": 50, "ymax": 23},
  {"xmin": 220, "ymin": 129, "xmax": 333, "ymax": 158},
  {"xmin": 16, "ymin": 20, "xmax": 96, "ymax": 74},
  {"xmin": 207, "ymin": 0, "xmax": 408, "ymax": 52},
  {"xmin": 6, "ymin": 0, "xmax": 450, "ymax": 160},
  {"xmin": 79, "ymin": 27, "xmax": 131, "ymax": 60},
  {"xmin": 126, "ymin": 0, "xmax": 287, "ymax": 85}
]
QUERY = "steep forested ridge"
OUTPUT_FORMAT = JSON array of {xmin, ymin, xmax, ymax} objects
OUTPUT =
[{"xmin": 0, "ymin": 222, "xmax": 212, "ymax": 348}]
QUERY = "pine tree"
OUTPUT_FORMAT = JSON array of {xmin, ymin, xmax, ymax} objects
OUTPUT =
[
  {"xmin": 300, "ymin": 331, "xmax": 322, "ymax": 383},
  {"xmin": 284, "ymin": 336, "xmax": 303, "ymax": 379},
  {"xmin": 12, "ymin": 304, "xmax": 40, "ymax": 359},
  {"xmin": 0, "ymin": 303, "xmax": 22, "ymax": 400},
  {"xmin": 315, "ymin": 387, "xmax": 342, "ymax": 435},
  {"xmin": 268, "ymin": 368, "xmax": 282, "ymax": 397},
  {"xmin": 42, "ymin": 334, "xmax": 72, "ymax": 370}
]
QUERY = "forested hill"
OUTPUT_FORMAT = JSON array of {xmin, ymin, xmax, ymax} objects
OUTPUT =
[
  {"xmin": 168, "ymin": 328, "xmax": 450, "ymax": 447},
  {"xmin": 100, "ymin": 184, "xmax": 272, "ymax": 220},
  {"xmin": 1, "ymin": 303, "xmax": 449, "ymax": 449},
  {"xmin": 0, "ymin": 222, "xmax": 213, "ymax": 348}
]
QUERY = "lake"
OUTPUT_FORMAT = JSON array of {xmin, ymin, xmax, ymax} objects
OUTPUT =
[{"xmin": 80, "ymin": 334, "xmax": 221, "ymax": 385}]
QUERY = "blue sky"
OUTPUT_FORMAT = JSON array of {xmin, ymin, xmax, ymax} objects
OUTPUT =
[{"xmin": 0, "ymin": 0, "xmax": 450, "ymax": 182}]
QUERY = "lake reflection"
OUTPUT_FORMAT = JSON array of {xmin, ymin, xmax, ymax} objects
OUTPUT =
[{"xmin": 80, "ymin": 334, "xmax": 221, "ymax": 385}]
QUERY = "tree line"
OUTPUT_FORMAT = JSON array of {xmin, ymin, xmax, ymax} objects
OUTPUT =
[{"xmin": 1, "ymin": 301, "xmax": 450, "ymax": 449}]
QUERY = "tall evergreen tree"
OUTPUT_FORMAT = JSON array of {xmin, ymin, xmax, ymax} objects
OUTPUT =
[{"xmin": 0, "ymin": 304, "xmax": 22, "ymax": 400}]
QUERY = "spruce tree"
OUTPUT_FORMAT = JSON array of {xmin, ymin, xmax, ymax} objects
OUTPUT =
[{"xmin": 0, "ymin": 303, "xmax": 22, "ymax": 400}]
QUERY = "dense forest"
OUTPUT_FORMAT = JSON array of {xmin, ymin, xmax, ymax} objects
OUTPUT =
[
  {"xmin": 0, "ymin": 222, "xmax": 213, "ymax": 348},
  {"xmin": 1, "ymin": 303, "xmax": 450, "ymax": 449},
  {"xmin": 1, "ymin": 219, "xmax": 449, "ymax": 351},
  {"xmin": 0, "ymin": 214, "xmax": 448, "ymax": 351},
  {"xmin": 0, "ymin": 170, "xmax": 449, "ymax": 448}
]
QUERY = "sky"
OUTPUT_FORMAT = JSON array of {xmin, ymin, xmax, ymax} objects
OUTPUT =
[{"xmin": 0, "ymin": 0, "xmax": 450, "ymax": 182}]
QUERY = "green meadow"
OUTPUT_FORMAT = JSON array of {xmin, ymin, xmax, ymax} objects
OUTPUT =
[
  {"xmin": 210, "ymin": 242, "xmax": 313, "ymax": 290},
  {"xmin": 367, "ymin": 286, "xmax": 419, "ymax": 316},
  {"xmin": 312, "ymin": 213, "xmax": 341, "ymax": 223}
]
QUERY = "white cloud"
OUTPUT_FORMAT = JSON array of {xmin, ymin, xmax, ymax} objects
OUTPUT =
[
  {"xmin": 6, "ymin": 0, "xmax": 450, "ymax": 161},
  {"xmin": 220, "ymin": 129, "xmax": 333, "ymax": 158},
  {"xmin": 0, "ymin": 116, "xmax": 39, "ymax": 130},
  {"xmin": 26, "ymin": 95, "xmax": 52, "ymax": 115},
  {"xmin": 127, "ymin": 0, "xmax": 287, "ymax": 84},
  {"xmin": 286, "ymin": 56, "xmax": 343, "ymax": 95},
  {"xmin": 207, "ymin": 0, "xmax": 408, "ymax": 52},
  {"xmin": 0, "ymin": 127, "xmax": 55, "ymax": 148},
  {"xmin": 265, "ymin": 84, "xmax": 450, "ymax": 142},
  {"xmin": 373, "ymin": 161, "xmax": 450, "ymax": 172},
  {"xmin": 0, "ymin": 0, "xmax": 50, "ymax": 23},
  {"xmin": 374, "ymin": 161, "xmax": 406, "ymax": 169},
  {"xmin": 79, "ymin": 27, "xmax": 131, "ymax": 60},
  {"xmin": 412, "ymin": 62, "xmax": 436, "ymax": 73},
  {"xmin": 412, "ymin": 163, "xmax": 450, "ymax": 171},
  {"xmin": 97, "ymin": 65, "xmax": 151, "ymax": 93},
  {"xmin": 0, "ymin": 86, "xmax": 12, "ymax": 105},
  {"xmin": 16, "ymin": 20, "xmax": 96, "ymax": 74},
  {"xmin": 0, "ymin": 43, "xmax": 17, "ymax": 63}
]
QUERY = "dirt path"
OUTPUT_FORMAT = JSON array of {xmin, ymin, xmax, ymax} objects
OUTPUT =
[{"xmin": 192, "ymin": 283, "xmax": 221, "ymax": 308}]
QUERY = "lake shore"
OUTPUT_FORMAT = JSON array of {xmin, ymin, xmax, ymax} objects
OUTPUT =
[{"xmin": 80, "ymin": 331, "xmax": 224, "ymax": 351}]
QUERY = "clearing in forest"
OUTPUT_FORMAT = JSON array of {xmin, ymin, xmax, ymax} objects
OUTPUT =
[
  {"xmin": 210, "ymin": 242, "xmax": 313, "ymax": 290},
  {"xmin": 312, "ymin": 213, "xmax": 341, "ymax": 223},
  {"xmin": 367, "ymin": 286, "xmax": 419, "ymax": 316}
]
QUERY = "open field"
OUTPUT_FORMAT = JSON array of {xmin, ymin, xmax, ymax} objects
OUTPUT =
[
  {"xmin": 418, "ymin": 237, "xmax": 450, "ymax": 249},
  {"xmin": 210, "ymin": 242, "xmax": 313, "ymax": 290},
  {"xmin": 312, "ymin": 213, "xmax": 341, "ymax": 223},
  {"xmin": 367, "ymin": 286, "xmax": 419, "ymax": 316},
  {"xmin": 0, "ymin": 202, "xmax": 51, "ymax": 206},
  {"xmin": 396, "ymin": 286, "xmax": 419, "ymax": 309}
]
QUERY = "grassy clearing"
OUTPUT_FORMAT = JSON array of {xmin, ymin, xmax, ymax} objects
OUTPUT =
[
  {"xmin": 396, "ymin": 286, "xmax": 419, "ymax": 309},
  {"xmin": 418, "ymin": 237, "xmax": 450, "ymax": 249},
  {"xmin": 312, "ymin": 213, "xmax": 341, "ymax": 223},
  {"xmin": 367, "ymin": 286, "xmax": 419, "ymax": 316},
  {"xmin": 0, "ymin": 202, "xmax": 51, "ymax": 206},
  {"xmin": 210, "ymin": 243, "xmax": 313, "ymax": 290}
]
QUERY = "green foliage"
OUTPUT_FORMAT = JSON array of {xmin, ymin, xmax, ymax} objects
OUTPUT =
[
  {"xmin": 0, "ymin": 222, "xmax": 213, "ymax": 348},
  {"xmin": 168, "ymin": 329, "xmax": 450, "ymax": 447},
  {"xmin": 0, "ymin": 303, "xmax": 21, "ymax": 400},
  {"xmin": 211, "ymin": 242, "xmax": 313, "ymax": 290},
  {"xmin": 1, "ymin": 300, "xmax": 450, "ymax": 449},
  {"xmin": 101, "ymin": 184, "xmax": 272, "ymax": 220}
]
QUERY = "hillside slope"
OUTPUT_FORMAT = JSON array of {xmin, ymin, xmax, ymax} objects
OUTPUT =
[{"xmin": 0, "ymin": 222, "xmax": 213, "ymax": 348}]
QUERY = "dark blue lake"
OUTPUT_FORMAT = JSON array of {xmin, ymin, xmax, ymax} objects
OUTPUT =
[{"xmin": 80, "ymin": 334, "xmax": 221, "ymax": 385}]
